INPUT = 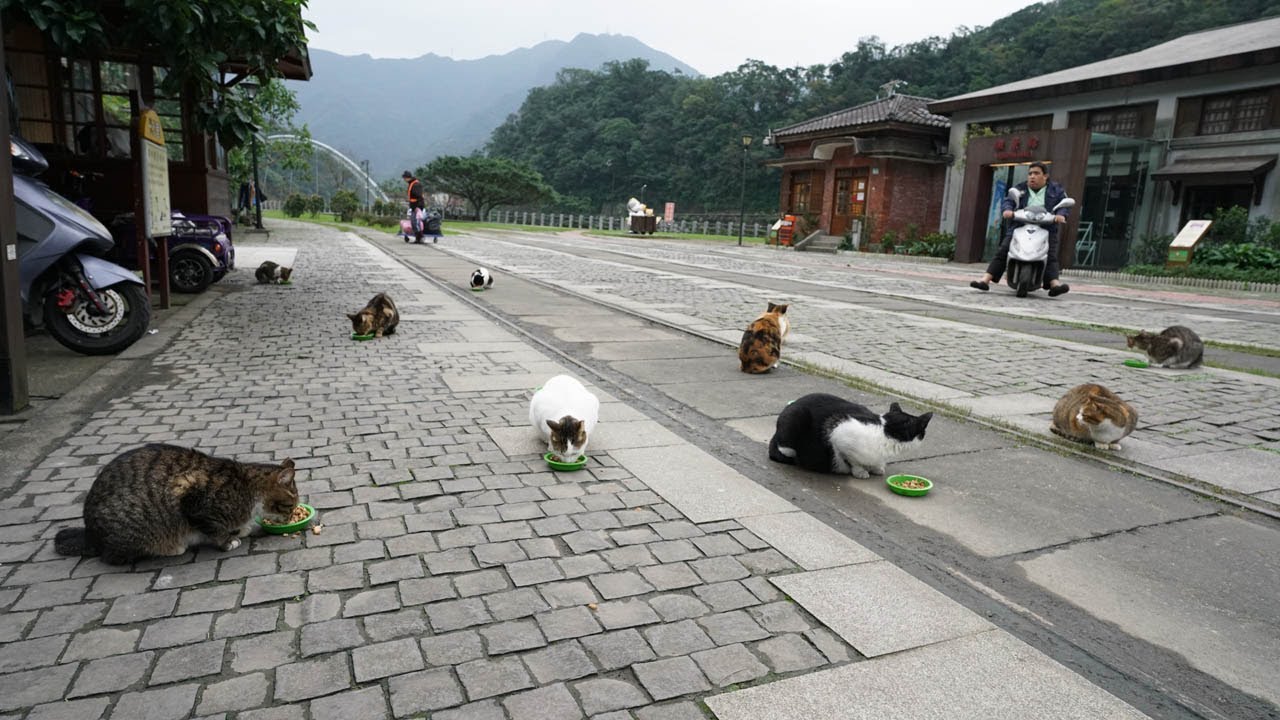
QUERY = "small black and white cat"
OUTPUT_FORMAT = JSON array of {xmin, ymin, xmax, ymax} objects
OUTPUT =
[{"xmin": 768, "ymin": 393, "xmax": 932, "ymax": 477}]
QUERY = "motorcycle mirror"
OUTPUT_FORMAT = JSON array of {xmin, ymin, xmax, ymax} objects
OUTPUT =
[
  {"xmin": 9, "ymin": 134, "xmax": 49, "ymax": 176},
  {"xmin": 1054, "ymin": 198, "xmax": 1076, "ymax": 210}
]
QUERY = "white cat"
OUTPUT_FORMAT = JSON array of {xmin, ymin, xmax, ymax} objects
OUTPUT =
[{"xmin": 530, "ymin": 375, "xmax": 600, "ymax": 462}]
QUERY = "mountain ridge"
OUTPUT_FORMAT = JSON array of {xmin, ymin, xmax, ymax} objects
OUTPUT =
[{"xmin": 287, "ymin": 32, "xmax": 699, "ymax": 178}]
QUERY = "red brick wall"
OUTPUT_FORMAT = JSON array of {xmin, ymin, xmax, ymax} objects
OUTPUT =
[{"xmin": 879, "ymin": 160, "xmax": 946, "ymax": 242}]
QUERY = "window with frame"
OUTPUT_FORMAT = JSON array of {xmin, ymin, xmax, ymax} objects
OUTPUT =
[
  {"xmin": 55, "ymin": 58, "xmax": 188, "ymax": 162},
  {"xmin": 1089, "ymin": 108, "xmax": 1141, "ymax": 137},
  {"xmin": 6, "ymin": 49, "xmax": 54, "ymax": 143},
  {"xmin": 1199, "ymin": 91, "xmax": 1271, "ymax": 135},
  {"xmin": 791, "ymin": 171, "xmax": 812, "ymax": 214}
]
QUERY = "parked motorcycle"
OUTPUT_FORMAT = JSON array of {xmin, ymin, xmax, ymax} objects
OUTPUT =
[
  {"xmin": 10, "ymin": 134, "xmax": 151, "ymax": 355},
  {"xmin": 1004, "ymin": 187, "xmax": 1076, "ymax": 298}
]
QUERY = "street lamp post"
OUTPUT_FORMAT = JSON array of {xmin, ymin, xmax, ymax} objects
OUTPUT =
[
  {"xmin": 251, "ymin": 135, "xmax": 264, "ymax": 229},
  {"xmin": 738, "ymin": 134, "xmax": 753, "ymax": 246}
]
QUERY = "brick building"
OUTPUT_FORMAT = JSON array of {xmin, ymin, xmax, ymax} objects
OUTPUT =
[{"xmin": 763, "ymin": 92, "xmax": 951, "ymax": 246}]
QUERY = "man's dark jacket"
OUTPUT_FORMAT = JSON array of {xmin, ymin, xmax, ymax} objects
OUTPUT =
[{"xmin": 1002, "ymin": 180, "xmax": 1070, "ymax": 240}]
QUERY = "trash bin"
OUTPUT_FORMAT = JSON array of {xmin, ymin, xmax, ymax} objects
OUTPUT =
[{"xmin": 630, "ymin": 215, "xmax": 656, "ymax": 234}]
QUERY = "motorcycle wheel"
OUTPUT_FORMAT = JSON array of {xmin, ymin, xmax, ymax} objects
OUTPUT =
[
  {"xmin": 170, "ymin": 249, "xmax": 214, "ymax": 293},
  {"xmin": 43, "ymin": 283, "xmax": 152, "ymax": 356},
  {"xmin": 1015, "ymin": 265, "xmax": 1032, "ymax": 298}
]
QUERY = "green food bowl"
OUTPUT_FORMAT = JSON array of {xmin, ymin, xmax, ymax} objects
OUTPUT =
[
  {"xmin": 258, "ymin": 503, "xmax": 316, "ymax": 534},
  {"xmin": 886, "ymin": 474, "xmax": 933, "ymax": 497},
  {"xmin": 351, "ymin": 332, "xmax": 375, "ymax": 341},
  {"xmin": 470, "ymin": 287, "xmax": 485, "ymax": 292},
  {"xmin": 1123, "ymin": 358, "xmax": 1149, "ymax": 368},
  {"xmin": 544, "ymin": 452, "xmax": 588, "ymax": 471}
]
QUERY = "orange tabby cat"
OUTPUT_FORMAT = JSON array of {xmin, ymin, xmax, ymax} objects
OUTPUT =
[
  {"xmin": 1051, "ymin": 383, "xmax": 1138, "ymax": 450},
  {"xmin": 738, "ymin": 302, "xmax": 790, "ymax": 374}
]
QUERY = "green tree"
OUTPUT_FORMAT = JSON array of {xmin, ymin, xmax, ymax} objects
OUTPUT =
[
  {"xmin": 283, "ymin": 193, "xmax": 307, "ymax": 218},
  {"xmin": 419, "ymin": 156, "xmax": 554, "ymax": 220},
  {"xmin": 0, "ymin": 0, "xmax": 314, "ymax": 150},
  {"xmin": 305, "ymin": 194, "xmax": 325, "ymax": 217},
  {"xmin": 330, "ymin": 190, "xmax": 359, "ymax": 222},
  {"xmin": 226, "ymin": 79, "xmax": 312, "ymax": 189}
]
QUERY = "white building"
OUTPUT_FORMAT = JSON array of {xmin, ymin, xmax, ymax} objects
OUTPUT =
[{"xmin": 928, "ymin": 16, "xmax": 1280, "ymax": 268}]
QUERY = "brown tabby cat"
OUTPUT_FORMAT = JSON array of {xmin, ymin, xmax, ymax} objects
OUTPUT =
[
  {"xmin": 348, "ymin": 292, "xmax": 400, "ymax": 337},
  {"xmin": 54, "ymin": 444, "xmax": 298, "ymax": 565},
  {"xmin": 1126, "ymin": 325, "xmax": 1204, "ymax": 369},
  {"xmin": 1051, "ymin": 383, "xmax": 1138, "ymax": 450},
  {"xmin": 738, "ymin": 302, "xmax": 791, "ymax": 373},
  {"xmin": 255, "ymin": 260, "xmax": 293, "ymax": 284}
]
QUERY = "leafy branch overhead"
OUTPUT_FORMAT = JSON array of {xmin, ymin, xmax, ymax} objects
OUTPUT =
[{"xmin": 0, "ymin": 0, "xmax": 314, "ymax": 149}]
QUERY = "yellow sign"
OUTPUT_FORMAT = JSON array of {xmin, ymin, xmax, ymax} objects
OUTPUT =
[
  {"xmin": 139, "ymin": 109, "xmax": 166, "ymax": 145},
  {"xmin": 139, "ymin": 109, "xmax": 172, "ymax": 237}
]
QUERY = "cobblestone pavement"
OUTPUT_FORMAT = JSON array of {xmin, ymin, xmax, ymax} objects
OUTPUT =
[
  {"xmin": 428, "ymin": 232, "xmax": 1280, "ymax": 460},
  {"xmin": 0, "ymin": 225, "xmax": 862, "ymax": 719},
  {"xmin": 517, "ymin": 232, "xmax": 1280, "ymax": 351}
]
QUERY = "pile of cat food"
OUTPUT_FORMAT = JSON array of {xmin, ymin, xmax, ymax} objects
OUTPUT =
[
  {"xmin": 263, "ymin": 505, "xmax": 311, "ymax": 526},
  {"xmin": 894, "ymin": 478, "xmax": 930, "ymax": 490}
]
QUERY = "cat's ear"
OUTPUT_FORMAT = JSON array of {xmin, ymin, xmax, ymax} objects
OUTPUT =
[
  {"xmin": 918, "ymin": 412, "xmax": 933, "ymax": 428},
  {"xmin": 775, "ymin": 304, "xmax": 788, "ymax": 314},
  {"xmin": 277, "ymin": 459, "xmax": 296, "ymax": 485},
  {"xmin": 546, "ymin": 419, "xmax": 561, "ymax": 432},
  {"xmin": 766, "ymin": 302, "xmax": 777, "ymax": 312},
  {"xmin": 889, "ymin": 402, "xmax": 902, "ymax": 413},
  {"xmin": 347, "ymin": 312, "xmax": 358, "ymax": 320}
]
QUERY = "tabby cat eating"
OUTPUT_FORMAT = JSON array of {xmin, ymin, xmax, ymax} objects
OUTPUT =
[
  {"xmin": 349, "ymin": 292, "xmax": 400, "ymax": 338},
  {"xmin": 54, "ymin": 444, "xmax": 298, "ymax": 565},
  {"xmin": 1126, "ymin": 325, "xmax": 1203, "ymax": 369}
]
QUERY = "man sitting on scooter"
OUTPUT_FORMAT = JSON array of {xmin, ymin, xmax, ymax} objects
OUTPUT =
[{"xmin": 970, "ymin": 161, "xmax": 1071, "ymax": 297}]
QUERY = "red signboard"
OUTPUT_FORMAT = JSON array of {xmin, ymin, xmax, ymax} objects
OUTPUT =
[{"xmin": 993, "ymin": 134, "xmax": 1042, "ymax": 161}]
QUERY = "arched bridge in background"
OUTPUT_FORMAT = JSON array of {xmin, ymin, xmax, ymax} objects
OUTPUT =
[{"xmin": 265, "ymin": 134, "xmax": 392, "ymax": 203}]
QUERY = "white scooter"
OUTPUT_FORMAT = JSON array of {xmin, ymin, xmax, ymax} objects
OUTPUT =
[{"xmin": 1004, "ymin": 188, "xmax": 1076, "ymax": 298}]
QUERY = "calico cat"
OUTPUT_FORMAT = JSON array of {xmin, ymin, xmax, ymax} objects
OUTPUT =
[
  {"xmin": 1050, "ymin": 383, "xmax": 1138, "ymax": 450},
  {"xmin": 255, "ymin": 260, "xmax": 293, "ymax": 284},
  {"xmin": 1126, "ymin": 325, "xmax": 1204, "ymax": 369},
  {"xmin": 349, "ymin": 292, "xmax": 399, "ymax": 337},
  {"xmin": 739, "ymin": 302, "xmax": 790, "ymax": 374},
  {"xmin": 54, "ymin": 444, "xmax": 298, "ymax": 565},
  {"xmin": 769, "ymin": 393, "xmax": 932, "ymax": 478},
  {"xmin": 530, "ymin": 374, "xmax": 600, "ymax": 462}
]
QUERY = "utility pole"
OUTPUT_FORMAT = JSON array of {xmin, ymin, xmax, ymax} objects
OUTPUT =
[{"xmin": 0, "ymin": 23, "xmax": 29, "ymax": 415}]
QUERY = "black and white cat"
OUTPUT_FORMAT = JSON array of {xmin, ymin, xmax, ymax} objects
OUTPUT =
[{"xmin": 768, "ymin": 393, "xmax": 932, "ymax": 478}]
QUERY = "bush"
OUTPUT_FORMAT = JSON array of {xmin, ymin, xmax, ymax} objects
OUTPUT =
[
  {"xmin": 1130, "ymin": 233, "xmax": 1172, "ymax": 265},
  {"xmin": 1192, "ymin": 242, "xmax": 1280, "ymax": 270},
  {"xmin": 880, "ymin": 230, "xmax": 899, "ymax": 254},
  {"xmin": 907, "ymin": 231, "xmax": 955, "ymax": 259},
  {"xmin": 1205, "ymin": 206, "xmax": 1249, "ymax": 245},
  {"xmin": 1122, "ymin": 263, "xmax": 1280, "ymax": 285},
  {"xmin": 283, "ymin": 193, "xmax": 307, "ymax": 218},
  {"xmin": 330, "ymin": 190, "xmax": 360, "ymax": 222},
  {"xmin": 1248, "ymin": 216, "xmax": 1280, "ymax": 249},
  {"xmin": 305, "ymin": 194, "xmax": 325, "ymax": 217}
]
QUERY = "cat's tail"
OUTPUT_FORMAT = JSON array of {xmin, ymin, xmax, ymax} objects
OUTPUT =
[
  {"xmin": 54, "ymin": 527, "xmax": 100, "ymax": 557},
  {"xmin": 768, "ymin": 435, "xmax": 795, "ymax": 465},
  {"xmin": 1049, "ymin": 424, "xmax": 1089, "ymax": 444}
]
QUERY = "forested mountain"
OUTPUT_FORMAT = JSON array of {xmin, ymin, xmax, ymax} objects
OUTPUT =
[
  {"xmin": 486, "ymin": 0, "xmax": 1280, "ymax": 215},
  {"xmin": 287, "ymin": 34, "xmax": 697, "ymax": 179}
]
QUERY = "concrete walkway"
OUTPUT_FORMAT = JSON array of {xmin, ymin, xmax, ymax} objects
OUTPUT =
[
  {"xmin": 421, "ymin": 229, "xmax": 1280, "ymax": 517},
  {"xmin": 0, "ymin": 221, "xmax": 1164, "ymax": 719}
]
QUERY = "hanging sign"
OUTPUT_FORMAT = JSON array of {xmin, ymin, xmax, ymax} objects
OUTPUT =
[{"xmin": 139, "ymin": 109, "xmax": 172, "ymax": 237}]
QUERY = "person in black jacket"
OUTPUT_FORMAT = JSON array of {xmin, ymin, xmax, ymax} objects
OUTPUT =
[
  {"xmin": 403, "ymin": 170, "xmax": 426, "ymax": 242},
  {"xmin": 971, "ymin": 162, "xmax": 1071, "ymax": 296}
]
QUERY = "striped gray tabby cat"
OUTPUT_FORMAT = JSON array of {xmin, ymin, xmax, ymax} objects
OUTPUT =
[
  {"xmin": 1051, "ymin": 383, "xmax": 1138, "ymax": 450},
  {"xmin": 1125, "ymin": 325, "xmax": 1203, "ymax": 368},
  {"xmin": 54, "ymin": 444, "xmax": 298, "ymax": 565}
]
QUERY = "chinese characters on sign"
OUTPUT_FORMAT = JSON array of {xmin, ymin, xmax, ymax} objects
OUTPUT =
[
  {"xmin": 139, "ymin": 109, "xmax": 172, "ymax": 238},
  {"xmin": 993, "ymin": 135, "xmax": 1041, "ymax": 161}
]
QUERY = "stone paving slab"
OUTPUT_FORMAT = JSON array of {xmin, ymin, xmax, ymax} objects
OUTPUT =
[
  {"xmin": 1020, "ymin": 514, "xmax": 1280, "ymax": 707},
  {"xmin": 656, "ymin": 375, "xmax": 826, "ymax": 420},
  {"xmin": 234, "ymin": 246, "xmax": 298, "ymax": 268},
  {"xmin": 705, "ymin": 629, "xmax": 1150, "ymax": 720},
  {"xmin": 738, "ymin": 513, "xmax": 880, "ymax": 570},
  {"xmin": 418, "ymin": 342, "xmax": 532, "ymax": 354},
  {"xmin": 486, "ymin": 419, "xmax": 684, "ymax": 457},
  {"xmin": 608, "ymin": 358, "xmax": 755, "ymax": 385},
  {"xmin": 793, "ymin": 351, "xmax": 974, "ymax": 401},
  {"xmin": 772, "ymin": 562, "xmax": 994, "ymax": 658},
  {"xmin": 610, "ymin": 446, "xmax": 798, "ymax": 522},
  {"xmin": 1145, "ymin": 447, "xmax": 1280, "ymax": 495},
  {"xmin": 877, "ymin": 447, "xmax": 1211, "ymax": 558},
  {"xmin": 946, "ymin": 392, "xmax": 1059, "ymax": 417},
  {"xmin": 587, "ymin": 339, "xmax": 729, "ymax": 361}
]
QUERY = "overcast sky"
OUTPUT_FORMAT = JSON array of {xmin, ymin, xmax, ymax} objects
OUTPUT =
[{"xmin": 303, "ymin": 0, "xmax": 1043, "ymax": 76}]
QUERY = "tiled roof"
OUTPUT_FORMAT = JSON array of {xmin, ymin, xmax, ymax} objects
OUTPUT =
[
  {"xmin": 930, "ymin": 15, "xmax": 1280, "ymax": 113},
  {"xmin": 773, "ymin": 94, "xmax": 950, "ymax": 138}
]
